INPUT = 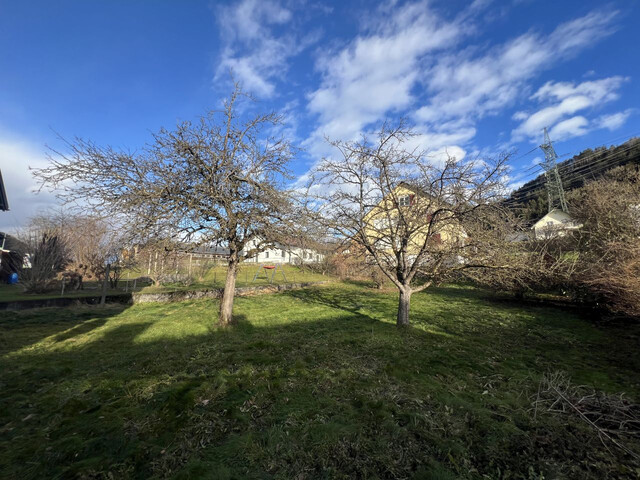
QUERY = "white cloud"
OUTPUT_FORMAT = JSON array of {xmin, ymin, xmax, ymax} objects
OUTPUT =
[
  {"xmin": 531, "ymin": 76, "xmax": 625, "ymax": 103},
  {"xmin": 304, "ymin": 3, "xmax": 619, "ymax": 165},
  {"xmin": 215, "ymin": 0, "xmax": 316, "ymax": 97},
  {"xmin": 549, "ymin": 115, "xmax": 590, "ymax": 141},
  {"xmin": 306, "ymin": 0, "xmax": 464, "ymax": 154},
  {"xmin": 415, "ymin": 9, "xmax": 619, "ymax": 126},
  {"xmin": 512, "ymin": 76, "xmax": 628, "ymax": 141},
  {"xmin": 595, "ymin": 109, "xmax": 633, "ymax": 131},
  {"xmin": 0, "ymin": 135, "xmax": 56, "ymax": 232}
]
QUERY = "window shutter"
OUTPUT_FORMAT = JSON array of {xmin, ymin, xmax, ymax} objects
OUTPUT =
[{"xmin": 409, "ymin": 194, "xmax": 415, "ymax": 206}]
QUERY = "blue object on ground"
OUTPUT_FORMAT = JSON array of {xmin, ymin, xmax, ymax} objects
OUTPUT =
[{"xmin": 8, "ymin": 272, "xmax": 18, "ymax": 284}]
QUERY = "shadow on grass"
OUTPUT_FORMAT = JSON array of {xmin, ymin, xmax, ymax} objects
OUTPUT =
[
  {"xmin": 0, "ymin": 303, "xmax": 133, "ymax": 355},
  {"xmin": 284, "ymin": 284, "xmax": 392, "ymax": 323},
  {"xmin": 1, "ymin": 286, "xmax": 640, "ymax": 479}
]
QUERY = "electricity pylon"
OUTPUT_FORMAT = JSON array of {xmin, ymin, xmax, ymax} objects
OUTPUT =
[{"xmin": 539, "ymin": 128, "xmax": 568, "ymax": 213}]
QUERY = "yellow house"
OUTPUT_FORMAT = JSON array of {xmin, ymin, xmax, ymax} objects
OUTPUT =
[{"xmin": 362, "ymin": 183, "xmax": 466, "ymax": 255}]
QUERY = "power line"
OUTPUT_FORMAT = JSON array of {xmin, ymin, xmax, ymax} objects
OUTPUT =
[
  {"xmin": 521, "ymin": 136, "xmax": 640, "ymax": 182},
  {"xmin": 523, "ymin": 131, "xmax": 640, "ymax": 178},
  {"xmin": 539, "ymin": 128, "xmax": 568, "ymax": 213},
  {"xmin": 504, "ymin": 131, "xmax": 640, "ymax": 210},
  {"xmin": 507, "ymin": 148, "xmax": 640, "ymax": 202},
  {"xmin": 505, "ymin": 156, "xmax": 639, "ymax": 206},
  {"xmin": 526, "ymin": 141, "xmax": 640, "ymax": 179}
]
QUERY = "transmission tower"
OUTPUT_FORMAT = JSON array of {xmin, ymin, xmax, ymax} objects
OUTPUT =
[{"xmin": 539, "ymin": 127, "xmax": 568, "ymax": 213}]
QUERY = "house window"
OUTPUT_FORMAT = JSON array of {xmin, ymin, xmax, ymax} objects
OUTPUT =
[
  {"xmin": 265, "ymin": 251, "xmax": 269, "ymax": 259},
  {"xmin": 282, "ymin": 250, "xmax": 286, "ymax": 258},
  {"xmin": 398, "ymin": 195, "xmax": 411, "ymax": 207}
]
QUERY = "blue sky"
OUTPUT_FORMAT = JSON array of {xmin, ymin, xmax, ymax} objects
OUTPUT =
[{"xmin": 1, "ymin": 0, "xmax": 639, "ymax": 230}]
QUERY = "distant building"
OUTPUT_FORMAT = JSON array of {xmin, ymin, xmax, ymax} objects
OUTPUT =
[
  {"xmin": 532, "ymin": 209, "xmax": 582, "ymax": 240},
  {"xmin": 178, "ymin": 245, "xmax": 230, "ymax": 263},
  {"xmin": 242, "ymin": 237, "xmax": 326, "ymax": 264}
]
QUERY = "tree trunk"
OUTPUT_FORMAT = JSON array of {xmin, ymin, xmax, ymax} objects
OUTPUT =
[
  {"xmin": 396, "ymin": 287, "xmax": 412, "ymax": 327},
  {"xmin": 219, "ymin": 256, "xmax": 239, "ymax": 326},
  {"xmin": 100, "ymin": 263, "xmax": 110, "ymax": 307}
]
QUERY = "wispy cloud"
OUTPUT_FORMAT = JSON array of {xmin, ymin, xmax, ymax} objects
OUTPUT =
[
  {"xmin": 305, "ymin": 0, "xmax": 465, "ymax": 155},
  {"xmin": 512, "ymin": 76, "xmax": 629, "ymax": 141},
  {"xmin": 595, "ymin": 109, "xmax": 634, "ymax": 131},
  {"xmin": 415, "ymin": 9, "xmax": 619, "ymax": 127},
  {"xmin": 215, "ymin": 0, "xmax": 318, "ymax": 97},
  {"xmin": 304, "ymin": 3, "xmax": 619, "ymax": 162}
]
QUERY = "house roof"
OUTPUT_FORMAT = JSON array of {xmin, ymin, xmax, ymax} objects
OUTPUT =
[{"xmin": 0, "ymin": 232, "xmax": 26, "ymax": 252}]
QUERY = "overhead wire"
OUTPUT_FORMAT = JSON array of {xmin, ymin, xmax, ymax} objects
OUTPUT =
[
  {"xmin": 505, "ymin": 146, "xmax": 640, "ymax": 206},
  {"xmin": 516, "ymin": 129, "xmax": 640, "ymax": 179}
]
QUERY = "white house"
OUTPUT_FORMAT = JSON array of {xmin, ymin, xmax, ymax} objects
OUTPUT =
[
  {"xmin": 242, "ymin": 237, "xmax": 326, "ymax": 264},
  {"xmin": 532, "ymin": 209, "xmax": 582, "ymax": 240}
]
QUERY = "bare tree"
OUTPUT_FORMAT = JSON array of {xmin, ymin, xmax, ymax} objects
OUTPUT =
[
  {"xmin": 566, "ymin": 166, "xmax": 640, "ymax": 317},
  {"xmin": 278, "ymin": 202, "xmax": 329, "ymax": 271},
  {"xmin": 313, "ymin": 122, "xmax": 516, "ymax": 327},
  {"xmin": 15, "ymin": 231, "xmax": 69, "ymax": 293},
  {"xmin": 29, "ymin": 210, "xmax": 121, "ymax": 282},
  {"xmin": 33, "ymin": 84, "xmax": 294, "ymax": 325}
]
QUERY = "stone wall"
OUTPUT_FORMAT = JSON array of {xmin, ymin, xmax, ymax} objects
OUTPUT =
[{"xmin": 0, "ymin": 282, "xmax": 328, "ymax": 311}]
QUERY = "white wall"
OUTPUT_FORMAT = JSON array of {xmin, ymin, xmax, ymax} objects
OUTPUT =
[
  {"xmin": 533, "ymin": 209, "xmax": 582, "ymax": 240},
  {"xmin": 242, "ymin": 238, "xmax": 324, "ymax": 264}
]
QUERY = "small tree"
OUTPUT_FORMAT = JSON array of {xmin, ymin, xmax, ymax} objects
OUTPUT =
[
  {"xmin": 17, "ymin": 232, "xmax": 69, "ymax": 293},
  {"xmin": 314, "ymin": 122, "xmax": 516, "ymax": 327},
  {"xmin": 33, "ymin": 84, "xmax": 294, "ymax": 325},
  {"xmin": 29, "ymin": 210, "xmax": 124, "ymax": 282}
]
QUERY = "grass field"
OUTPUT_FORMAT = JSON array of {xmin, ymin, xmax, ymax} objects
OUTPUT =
[
  {"xmin": 0, "ymin": 264, "xmax": 328, "ymax": 303},
  {"xmin": 138, "ymin": 263, "xmax": 328, "ymax": 293},
  {"xmin": 1, "ymin": 282, "xmax": 639, "ymax": 479}
]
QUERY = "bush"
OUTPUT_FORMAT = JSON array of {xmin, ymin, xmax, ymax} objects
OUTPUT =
[
  {"xmin": 567, "ymin": 166, "xmax": 640, "ymax": 317},
  {"xmin": 18, "ymin": 233, "xmax": 69, "ymax": 293},
  {"xmin": 490, "ymin": 165, "xmax": 640, "ymax": 317}
]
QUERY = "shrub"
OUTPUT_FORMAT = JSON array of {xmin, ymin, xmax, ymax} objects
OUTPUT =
[{"xmin": 18, "ymin": 233, "xmax": 69, "ymax": 293}]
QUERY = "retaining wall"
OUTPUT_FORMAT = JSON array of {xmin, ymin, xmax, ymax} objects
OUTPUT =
[{"xmin": 0, "ymin": 281, "xmax": 328, "ymax": 311}]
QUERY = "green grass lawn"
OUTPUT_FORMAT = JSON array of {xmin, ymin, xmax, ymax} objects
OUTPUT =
[
  {"xmin": 1, "ymin": 283, "xmax": 639, "ymax": 479},
  {"xmin": 0, "ymin": 265, "xmax": 328, "ymax": 303},
  {"xmin": 0, "ymin": 281, "xmax": 127, "ymax": 303},
  {"xmin": 137, "ymin": 263, "xmax": 329, "ymax": 294}
]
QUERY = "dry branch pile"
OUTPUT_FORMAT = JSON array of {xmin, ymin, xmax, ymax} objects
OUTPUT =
[{"xmin": 532, "ymin": 371, "xmax": 640, "ymax": 460}]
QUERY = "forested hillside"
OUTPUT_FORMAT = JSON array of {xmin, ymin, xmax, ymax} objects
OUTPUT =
[{"xmin": 508, "ymin": 137, "xmax": 640, "ymax": 221}]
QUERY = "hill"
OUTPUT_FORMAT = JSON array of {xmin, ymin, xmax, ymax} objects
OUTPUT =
[{"xmin": 508, "ymin": 137, "xmax": 640, "ymax": 221}]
